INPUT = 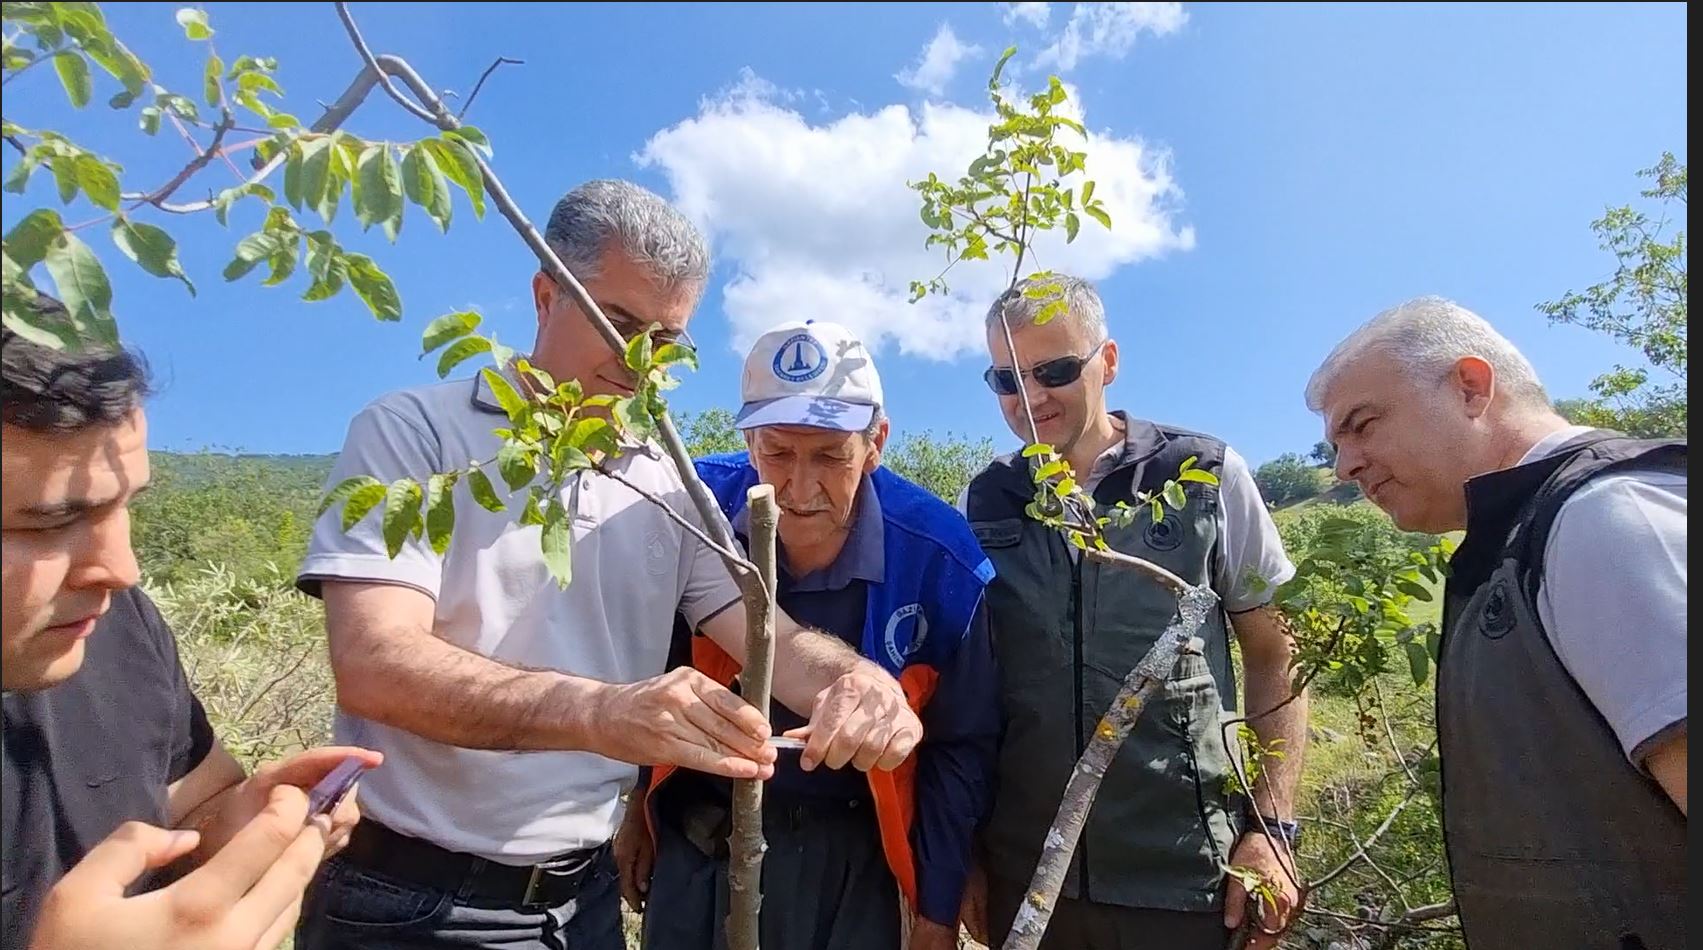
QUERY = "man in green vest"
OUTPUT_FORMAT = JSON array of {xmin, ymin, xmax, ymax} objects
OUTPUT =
[
  {"xmin": 960, "ymin": 275, "xmax": 1309, "ymax": 950},
  {"xmin": 1306, "ymin": 296, "xmax": 1685, "ymax": 950}
]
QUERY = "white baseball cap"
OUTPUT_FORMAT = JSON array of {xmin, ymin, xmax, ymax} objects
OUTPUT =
[{"xmin": 735, "ymin": 319, "xmax": 884, "ymax": 432}]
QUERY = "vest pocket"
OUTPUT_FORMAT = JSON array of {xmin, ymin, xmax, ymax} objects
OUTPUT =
[{"xmin": 1167, "ymin": 666, "xmax": 1238, "ymax": 872}]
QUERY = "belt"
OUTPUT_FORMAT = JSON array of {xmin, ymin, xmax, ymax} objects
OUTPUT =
[{"xmin": 340, "ymin": 819, "xmax": 607, "ymax": 909}]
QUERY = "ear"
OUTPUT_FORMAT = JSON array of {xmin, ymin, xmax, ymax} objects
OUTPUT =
[
  {"xmin": 865, "ymin": 418, "xmax": 890, "ymax": 472},
  {"xmin": 1100, "ymin": 338, "xmax": 1119, "ymax": 387},
  {"xmin": 530, "ymin": 271, "xmax": 555, "ymax": 330},
  {"xmin": 1454, "ymin": 356, "xmax": 1495, "ymax": 418}
]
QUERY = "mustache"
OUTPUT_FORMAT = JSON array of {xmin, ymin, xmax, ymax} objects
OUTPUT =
[{"xmin": 778, "ymin": 497, "xmax": 833, "ymax": 515}]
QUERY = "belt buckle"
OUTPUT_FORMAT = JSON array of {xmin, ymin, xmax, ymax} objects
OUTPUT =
[{"xmin": 522, "ymin": 864, "xmax": 546, "ymax": 907}]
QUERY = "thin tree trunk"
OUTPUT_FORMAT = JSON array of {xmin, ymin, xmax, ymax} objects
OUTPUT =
[
  {"xmin": 727, "ymin": 485, "xmax": 779, "ymax": 950},
  {"xmin": 1002, "ymin": 585, "xmax": 1219, "ymax": 950}
]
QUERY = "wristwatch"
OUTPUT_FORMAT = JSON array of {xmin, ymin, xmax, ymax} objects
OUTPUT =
[{"xmin": 1246, "ymin": 810, "xmax": 1302, "ymax": 848}]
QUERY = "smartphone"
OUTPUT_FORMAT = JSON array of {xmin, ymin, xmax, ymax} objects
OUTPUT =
[{"xmin": 305, "ymin": 756, "xmax": 370, "ymax": 820}]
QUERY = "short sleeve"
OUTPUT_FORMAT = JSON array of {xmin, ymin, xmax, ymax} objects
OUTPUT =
[
  {"xmin": 676, "ymin": 481, "xmax": 743, "ymax": 630},
  {"xmin": 130, "ymin": 589, "xmax": 215, "ymax": 783},
  {"xmin": 1537, "ymin": 472, "xmax": 1687, "ymax": 764},
  {"xmin": 1213, "ymin": 446, "xmax": 1297, "ymax": 612},
  {"xmin": 296, "ymin": 399, "xmax": 447, "ymax": 600}
]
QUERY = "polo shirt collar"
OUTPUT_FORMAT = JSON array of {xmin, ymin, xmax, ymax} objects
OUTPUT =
[{"xmin": 734, "ymin": 472, "xmax": 884, "ymax": 592}]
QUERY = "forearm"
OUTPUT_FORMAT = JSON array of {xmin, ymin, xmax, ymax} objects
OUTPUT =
[
  {"xmin": 767, "ymin": 619, "xmax": 886, "ymax": 716},
  {"xmin": 1242, "ymin": 658, "xmax": 1307, "ymax": 819},
  {"xmin": 331, "ymin": 618, "xmax": 606, "ymax": 752}
]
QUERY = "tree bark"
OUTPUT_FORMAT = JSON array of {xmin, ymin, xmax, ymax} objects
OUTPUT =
[
  {"xmin": 727, "ymin": 485, "xmax": 779, "ymax": 950},
  {"xmin": 1002, "ymin": 585, "xmax": 1219, "ymax": 950}
]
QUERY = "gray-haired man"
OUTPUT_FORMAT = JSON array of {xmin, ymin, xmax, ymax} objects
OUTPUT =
[{"xmin": 293, "ymin": 180, "xmax": 923, "ymax": 950}]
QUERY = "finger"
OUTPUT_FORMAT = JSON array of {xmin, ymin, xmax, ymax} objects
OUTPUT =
[
  {"xmin": 672, "ymin": 736, "xmax": 769, "ymax": 781},
  {"xmin": 800, "ymin": 689, "xmax": 855, "ymax": 771},
  {"xmin": 779, "ymin": 723, "xmax": 813, "ymax": 741},
  {"xmin": 691, "ymin": 676, "xmax": 771, "ymax": 745},
  {"xmin": 821, "ymin": 709, "xmax": 873, "ymax": 771},
  {"xmin": 619, "ymin": 857, "xmax": 643, "ymax": 912},
  {"xmin": 682, "ymin": 695, "xmax": 772, "ymax": 763},
  {"xmin": 261, "ymin": 746, "xmax": 385, "ymax": 791},
  {"xmin": 875, "ymin": 718, "xmax": 921, "ymax": 771},
  {"xmin": 850, "ymin": 715, "xmax": 893, "ymax": 772},
  {"xmin": 187, "ymin": 784, "xmax": 314, "ymax": 907},
  {"xmin": 233, "ymin": 814, "xmax": 332, "ymax": 930},
  {"xmin": 329, "ymin": 787, "xmax": 362, "ymax": 838},
  {"xmin": 61, "ymin": 822, "xmax": 200, "ymax": 896},
  {"xmin": 254, "ymin": 893, "xmax": 307, "ymax": 950},
  {"xmin": 1223, "ymin": 881, "xmax": 1248, "ymax": 928}
]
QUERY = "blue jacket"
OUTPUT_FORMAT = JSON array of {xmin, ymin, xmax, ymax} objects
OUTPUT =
[{"xmin": 689, "ymin": 453, "xmax": 1001, "ymax": 925}]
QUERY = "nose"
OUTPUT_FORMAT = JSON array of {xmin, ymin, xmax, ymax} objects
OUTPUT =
[
  {"xmin": 69, "ymin": 508, "xmax": 140, "ymax": 594},
  {"xmin": 1335, "ymin": 443, "xmax": 1365, "ymax": 484}
]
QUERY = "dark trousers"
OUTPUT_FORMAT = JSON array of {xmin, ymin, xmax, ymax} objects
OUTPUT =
[
  {"xmin": 641, "ymin": 796, "xmax": 901, "ymax": 950},
  {"xmin": 294, "ymin": 844, "xmax": 625, "ymax": 950},
  {"xmin": 988, "ymin": 873, "xmax": 1229, "ymax": 950}
]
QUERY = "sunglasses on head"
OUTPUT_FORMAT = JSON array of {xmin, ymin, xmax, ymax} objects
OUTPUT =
[{"xmin": 983, "ymin": 341, "xmax": 1105, "ymax": 396}]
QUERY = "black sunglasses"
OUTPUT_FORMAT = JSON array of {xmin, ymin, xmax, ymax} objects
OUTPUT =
[{"xmin": 984, "ymin": 341, "xmax": 1105, "ymax": 396}]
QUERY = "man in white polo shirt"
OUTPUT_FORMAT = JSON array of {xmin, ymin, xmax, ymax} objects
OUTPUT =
[{"xmin": 292, "ymin": 180, "xmax": 923, "ymax": 950}]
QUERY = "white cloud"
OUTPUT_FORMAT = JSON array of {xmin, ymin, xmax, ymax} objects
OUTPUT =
[
  {"xmin": 635, "ymin": 73, "xmax": 1195, "ymax": 362},
  {"xmin": 1035, "ymin": 2, "xmax": 1188, "ymax": 72},
  {"xmin": 1003, "ymin": 2, "xmax": 1052, "ymax": 29},
  {"xmin": 895, "ymin": 24, "xmax": 982, "ymax": 97}
]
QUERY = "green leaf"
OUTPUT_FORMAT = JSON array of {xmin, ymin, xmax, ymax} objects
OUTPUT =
[
  {"xmin": 1036, "ymin": 299, "xmax": 1067, "ymax": 325},
  {"xmin": 552, "ymin": 430, "xmax": 593, "ymax": 472},
  {"xmin": 541, "ymin": 496, "xmax": 572, "ymax": 587},
  {"xmin": 1085, "ymin": 204, "xmax": 1112, "ymax": 230},
  {"xmin": 497, "ymin": 440, "xmax": 537, "ymax": 491},
  {"xmin": 401, "ymin": 146, "xmax": 452, "ymax": 232},
  {"xmin": 466, "ymin": 467, "xmax": 505, "ymax": 512},
  {"xmin": 421, "ymin": 310, "xmax": 481, "ymax": 354},
  {"xmin": 1150, "ymin": 497, "xmax": 1164, "ymax": 524},
  {"xmin": 1055, "ymin": 477, "xmax": 1076, "ymax": 497},
  {"xmin": 266, "ymin": 112, "xmax": 300, "ymax": 130},
  {"xmin": 481, "ymin": 367, "xmax": 527, "ymax": 418},
  {"xmin": 1426, "ymin": 625, "xmax": 1441, "ymax": 660},
  {"xmin": 615, "ymin": 395, "xmax": 656, "ymax": 441},
  {"xmin": 653, "ymin": 342, "xmax": 698, "ymax": 371},
  {"xmin": 43, "ymin": 232, "xmax": 115, "ymax": 346},
  {"xmin": 436, "ymin": 335, "xmax": 491, "ymax": 377},
  {"xmin": 990, "ymin": 45, "xmax": 1017, "ymax": 90},
  {"xmin": 424, "ymin": 472, "xmax": 457, "ymax": 555},
  {"xmin": 1081, "ymin": 180, "xmax": 1095, "ymax": 207},
  {"xmin": 342, "ymin": 253, "xmax": 402, "ymax": 321},
  {"xmin": 1405, "ymin": 640, "xmax": 1431, "ymax": 686},
  {"xmin": 175, "ymin": 8, "xmax": 213, "ymax": 39},
  {"xmin": 623, "ymin": 325, "xmax": 654, "ymax": 373},
  {"xmin": 340, "ymin": 482, "xmax": 387, "ymax": 531},
  {"xmin": 381, "ymin": 478, "xmax": 423, "ymax": 558},
  {"xmin": 425, "ymin": 137, "xmax": 484, "ymax": 218},
  {"xmin": 317, "ymin": 475, "xmax": 382, "ymax": 517},
  {"xmin": 519, "ymin": 488, "xmax": 547, "ymax": 527},
  {"xmin": 445, "ymin": 124, "xmax": 492, "ymax": 156},
  {"xmin": 203, "ymin": 53, "xmax": 223, "ymax": 106},
  {"xmin": 1022, "ymin": 442, "xmax": 1052, "ymax": 458},
  {"xmin": 108, "ymin": 89, "xmax": 137, "ymax": 109},
  {"xmin": 212, "ymin": 182, "xmax": 274, "ymax": 227},
  {"xmin": 1177, "ymin": 468, "xmax": 1219, "ymax": 485},
  {"xmin": 5, "ymin": 209, "xmax": 64, "ymax": 268},
  {"xmin": 297, "ymin": 138, "xmax": 333, "ymax": 218},
  {"xmin": 85, "ymin": 38, "xmax": 149, "ymax": 97},
  {"xmin": 222, "ymin": 230, "xmax": 291, "ymax": 281},
  {"xmin": 261, "ymin": 233, "xmax": 298, "ymax": 287},
  {"xmin": 138, "ymin": 105, "xmax": 160, "ymax": 135},
  {"xmin": 282, "ymin": 142, "xmax": 305, "ymax": 210},
  {"xmin": 1064, "ymin": 212, "xmax": 1080, "ymax": 243},
  {"xmin": 356, "ymin": 145, "xmax": 403, "ymax": 237},
  {"xmin": 1179, "ymin": 455, "xmax": 1197, "ymax": 472},
  {"xmin": 1396, "ymin": 579, "xmax": 1435, "ymax": 602},
  {"xmin": 568, "ymin": 416, "xmax": 618, "ymax": 458},
  {"xmin": 111, "ymin": 219, "xmax": 194, "ymax": 295},
  {"xmin": 54, "ymin": 51, "xmax": 90, "ymax": 108},
  {"xmin": 50, "ymin": 155, "xmax": 79, "ymax": 205},
  {"xmin": 1035, "ymin": 459, "xmax": 1069, "ymax": 480},
  {"xmin": 1163, "ymin": 481, "xmax": 1187, "ymax": 510}
]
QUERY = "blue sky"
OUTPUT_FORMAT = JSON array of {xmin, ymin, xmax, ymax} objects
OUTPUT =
[{"xmin": 3, "ymin": 2, "xmax": 1687, "ymax": 466}]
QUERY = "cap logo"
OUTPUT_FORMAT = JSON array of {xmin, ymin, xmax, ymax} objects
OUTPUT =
[{"xmin": 772, "ymin": 333, "xmax": 828, "ymax": 383}]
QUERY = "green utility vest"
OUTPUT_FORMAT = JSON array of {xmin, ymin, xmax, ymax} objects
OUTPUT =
[{"xmin": 964, "ymin": 419, "xmax": 1242, "ymax": 912}]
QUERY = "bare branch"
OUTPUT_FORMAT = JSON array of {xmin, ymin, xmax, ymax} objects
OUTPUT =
[
  {"xmin": 458, "ymin": 56, "xmax": 524, "ymax": 120},
  {"xmin": 1311, "ymin": 781, "xmax": 1423, "ymax": 888},
  {"xmin": 1082, "ymin": 545, "xmax": 1189, "ymax": 596},
  {"xmin": 333, "ymin": 2, "xmax": 439, "ymax": 123}
]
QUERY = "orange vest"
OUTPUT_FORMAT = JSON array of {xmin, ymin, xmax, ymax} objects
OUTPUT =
[{"xmin": 641, "ymin": 636, "xmax": 939, "ymax": 907}]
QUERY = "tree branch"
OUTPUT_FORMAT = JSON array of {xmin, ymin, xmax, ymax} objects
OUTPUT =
[
  {"xmin": 593, "ymin": 464, "xmax": 756, "ymax": 578},
  {"xmin": 333, "ymin": 2, "xmax": 438, "ymax": 123},
  {"xmin": 458, "ymin": 56, "xmax": 523, "ymax": 120},
  {"xmin": 1082, "ymin": 545, "xmax": 1189, "ymax": 595}
]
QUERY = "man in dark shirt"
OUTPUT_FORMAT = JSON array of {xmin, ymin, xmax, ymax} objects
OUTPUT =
[{"xmin": 0, "ymin": 304, "xmax": 378, "ymax": 950}]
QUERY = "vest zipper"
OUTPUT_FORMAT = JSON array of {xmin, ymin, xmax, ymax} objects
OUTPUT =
[{"xmin": 1072, "ymin": 554, "xmax": 1090, "ymax": 903}]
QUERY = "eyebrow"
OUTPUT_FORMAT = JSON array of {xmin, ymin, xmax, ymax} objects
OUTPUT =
[
  {"xmin": 1332, "ymin": 405, "xmax": 1373, "ymax": 439},
  {"xmin": 18, "ymin": 482, "xmax": 150, "ymax": 519}
]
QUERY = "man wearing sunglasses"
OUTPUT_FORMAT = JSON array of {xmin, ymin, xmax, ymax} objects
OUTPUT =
[{"xmin": 960, "ymin": 275, "xmax": 1306, "ymax": 950}]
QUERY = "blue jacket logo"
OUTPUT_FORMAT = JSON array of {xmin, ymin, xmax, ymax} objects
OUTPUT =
[{"xmin": 884, "ymin": 603, "xmax": 928, "ymax": 668}]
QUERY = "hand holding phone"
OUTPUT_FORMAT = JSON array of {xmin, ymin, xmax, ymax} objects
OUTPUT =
[{"xmin": 305, "ymin": 755, "xmax": 371, "ymax": 821}]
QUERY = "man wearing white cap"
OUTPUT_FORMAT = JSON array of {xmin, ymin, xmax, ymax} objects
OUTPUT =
[{"xmin": 617, "ymin": 320, "xmax": 1001, "ymax": 950}]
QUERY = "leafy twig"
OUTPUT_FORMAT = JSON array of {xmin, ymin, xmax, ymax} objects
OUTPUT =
[
  {"xmin": 593, "ymin": 463, "xmax": 756, "ymax": 578},
  {"xmin": 458, "ymin": 56, "xmax": 523, "ymax": 120}
]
